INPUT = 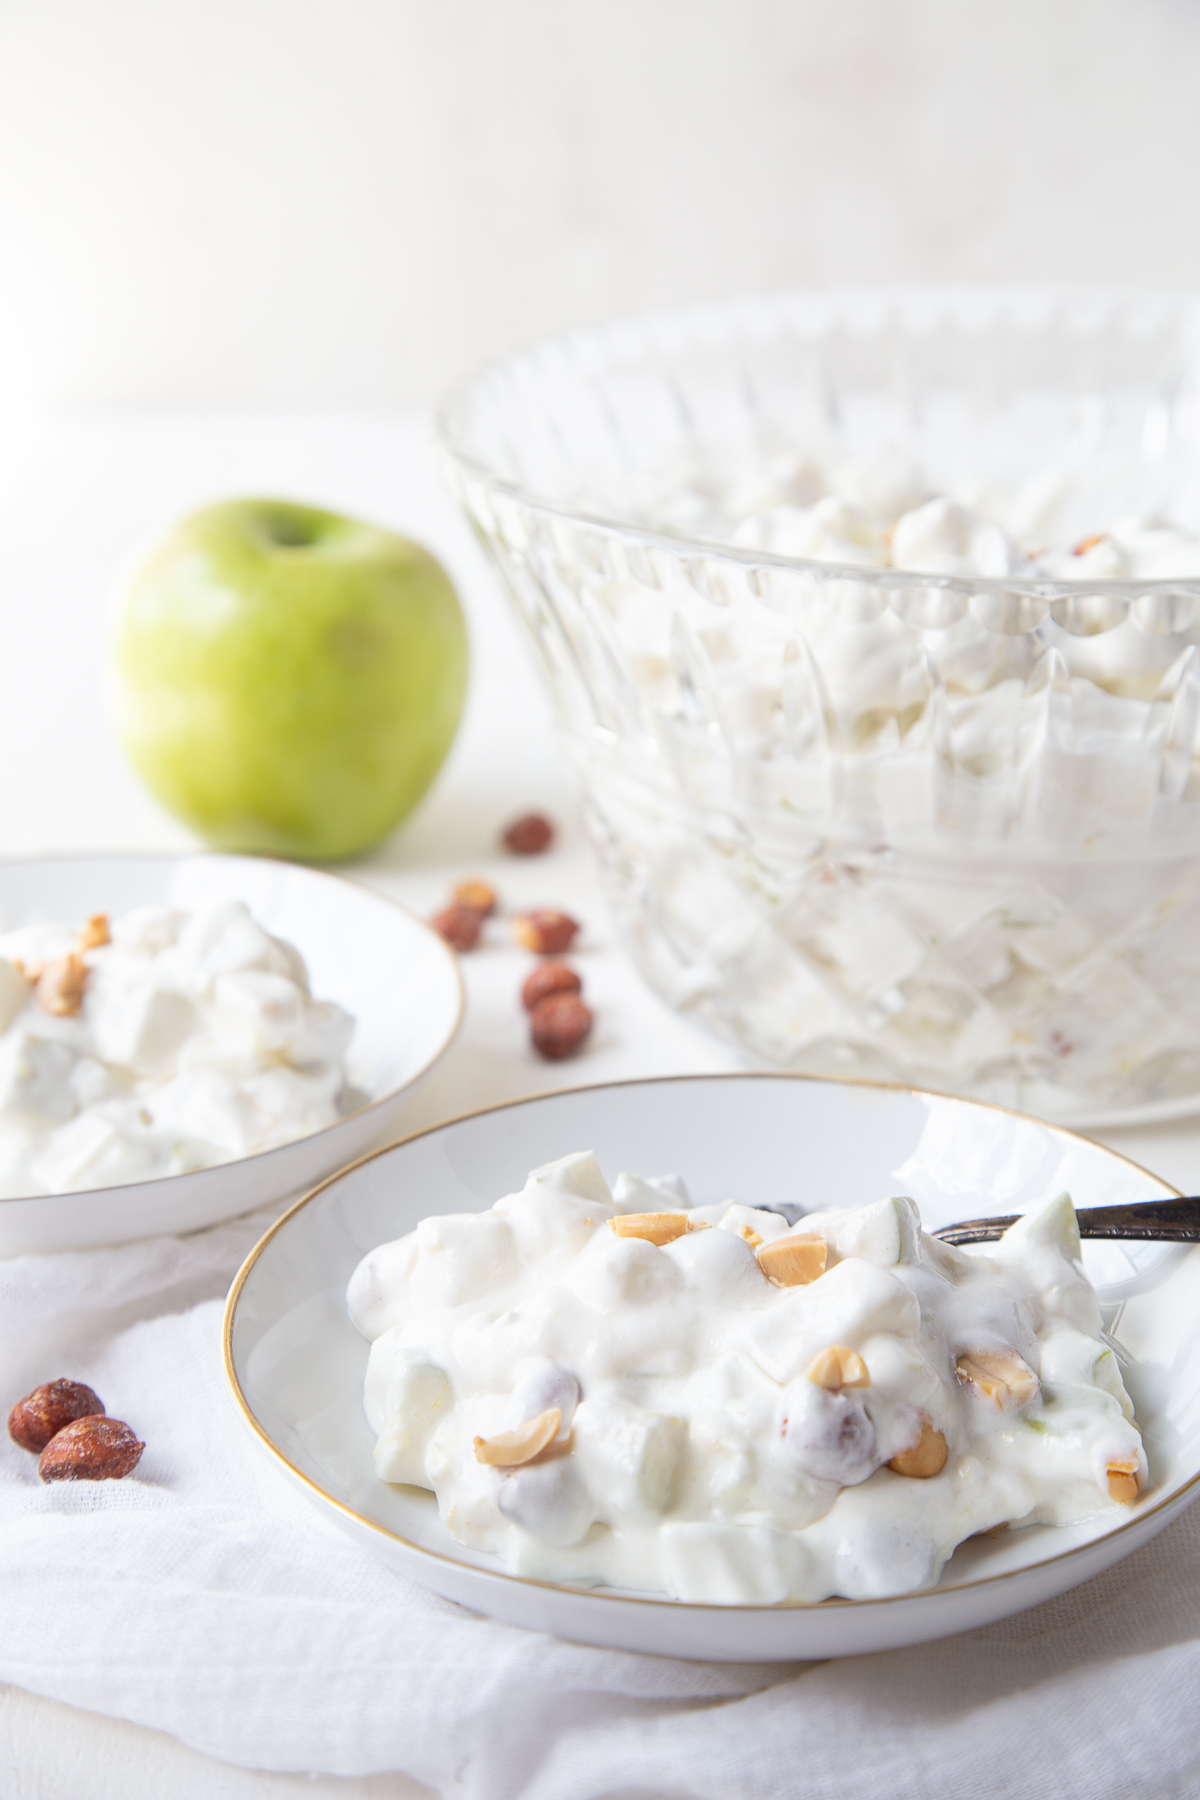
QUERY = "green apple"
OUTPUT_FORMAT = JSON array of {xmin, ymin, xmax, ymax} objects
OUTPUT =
[{"xmin": 112, "ymin": 498, "xmax": 468, "ymax": 862}]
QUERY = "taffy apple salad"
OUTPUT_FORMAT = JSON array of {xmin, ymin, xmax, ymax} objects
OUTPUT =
[
  {"xmin": 348, "ymin": 1152, "xmax": 1145, "ymax": 1605},
  {"xmin": 0, "ymin": 902, "xmax": 354, "ymax": 1195},
  {"xmin": 646, "ymin": 440, "xmax": 1200, "ymax": 582}
]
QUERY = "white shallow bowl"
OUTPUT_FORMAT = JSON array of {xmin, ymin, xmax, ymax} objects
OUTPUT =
[
  {"xmin": 0, "ymin": 854, "xmax": 463, "ymax": 1256},
  {"xmin": 224, "ymin": 1073, "xmax": 1198, "ymax": 1662}
]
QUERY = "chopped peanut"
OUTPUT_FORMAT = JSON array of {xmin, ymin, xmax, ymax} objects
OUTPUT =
[
  {"xmin": 502, "ymin": 813, "xmax": 554, "ymax": 856},
  {"xmin": 34, "ymin": 953, "xmax": 87, "ymax": 1018},
  {"xmin": 473, "ymin": 1407, "xmax": 562, "ymax": 1468},
  {"xmin": 430, "ymin": 903, "xmax": 486, "ymax": 952},
  {"xmin": 522, "ymin": 960, "xmax": 582, "ymax": 1012},
  {"xmin": 79, "ymin": 913, "xmax": 110, "ymax": 951},
  {"xmin": 806, "ymin": 1345, "xmax": 871, "ymax": 1391},
  {"xmin": 1107, "ymin": 1457, "xmax": 1140, "ymax": 1505},
  {"xmin": 512, "ymin": 910, "xmax": 579, "ymax": 955},
  {"xmin": 955, "ymin": 1350, "xmax": 1039, "ymax": 1409},
  {"xmin": 732, "ymin": 1223, "xmax": 763, "ymax": 1250},
  {"xmin": 888, "ymin": 1415, "xmax": 949, "ymax": 1479},
  {"xmin": 453, "ymin": 879, "xmax": 497, "ymax": 915},
  {"xmin": 609, "ymin": 1212, "xmax": 692, "ymax": 1247},
  {"xmin": 756, "ymin": 1235, "xmax": 827, "ymax": 1288}
]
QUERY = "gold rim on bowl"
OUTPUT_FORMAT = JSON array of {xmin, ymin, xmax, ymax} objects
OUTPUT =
[{"xmin": 222, "ymin": 1069, "xmax": 1194, "ymax": 1616}]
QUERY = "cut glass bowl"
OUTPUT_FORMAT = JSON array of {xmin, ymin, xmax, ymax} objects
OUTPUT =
[{"xmin": 438, "ymin": 287, "xmax": 1200, "ymax": 1124}]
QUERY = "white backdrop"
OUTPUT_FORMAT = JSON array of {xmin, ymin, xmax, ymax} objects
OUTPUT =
[{"xmin": 0, "ymin": 0, "xmax": 1197, "ymax": 406}]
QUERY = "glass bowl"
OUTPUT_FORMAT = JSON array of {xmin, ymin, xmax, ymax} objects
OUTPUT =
[{"xmin": 437, "ymin": 287, "xmax": 1200, "ymax": 1125}]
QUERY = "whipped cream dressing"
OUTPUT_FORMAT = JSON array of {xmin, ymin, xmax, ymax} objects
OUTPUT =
[
  {"xmin": 694, "ymin": 442, "xmax": 1200, "ymax": 582},
  {"xmin": 349, "ymin": 1152, "xmax": 1144, "ymax": 1605},
  {"xmin": 0, "ymin": 901, "xmax": 354, "ymax": 1196}
]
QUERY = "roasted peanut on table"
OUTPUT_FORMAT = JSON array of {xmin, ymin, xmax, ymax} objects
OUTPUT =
[
  {"xmin": 512, "ymin": 910, "xmax": 580, "ymax": 955},
  {"xmin": 452, "ymin": 878, "xmax": 497, "ymax": 915},
  {"xmin": 7, "ymin": 1379, "xmax": 104, "ymax": 1453},
  {"xmin": 530, "ymin": 992, "xmax": 593, "ymax": 1060},
  {"xmin": 429, "ymin": 901, "xmax": 487, "ymax": 952},
  {"xmin": 39, "ymin": 1415, "xmax": 145, "ymax": 1482},
  {"xmin": 8, "ymin": 1377, "xmax": 144, "ymax": 1482},
  {"xmin": 521, "ymin": 960, "xmax": 582, "ymax": 1011},
  {"xmin": 501, "ymin": 812, "xmax": 555, "ymax": 855}
]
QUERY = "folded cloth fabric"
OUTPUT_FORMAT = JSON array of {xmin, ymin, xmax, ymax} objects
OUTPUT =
[{"xmin": 2, "ymin": 1210, "xmax": 1200, "ymax": 1800}]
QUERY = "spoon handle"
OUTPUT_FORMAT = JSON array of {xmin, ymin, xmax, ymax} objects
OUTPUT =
[{"xmin": 933, "ymin": 1197, "xmax": 1200, "ymax": 1247}]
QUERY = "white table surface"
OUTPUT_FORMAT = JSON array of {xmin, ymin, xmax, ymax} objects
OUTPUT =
[{"xmin": 3, "ymin": 408, "xmax": 1199, "ymax": 1796}]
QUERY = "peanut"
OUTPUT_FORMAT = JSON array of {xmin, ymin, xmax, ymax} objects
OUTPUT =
[
  {"xmin": 756, "ymin": 1235, "xmax": 827, "ymax": 1288},
  {"xmin": 1107, "ymin": 1457, "xmax": 1140, "ymax": 1505},
  {"xmin": 955, "ymin": 1350, "xmax": 1039, "ymax": 1409},
  {"xmin": 430, "ymin": 903, "xmax": 486, "ymax": 952},
  {"xmin": 502, "ymin": 813, "xmax": 555, "ymax": 856},
  {"xmin": 452, "ymin": 879, "xmax": 497, "ymax": 916},
  {"xmin": 806, "ymin": 1345, "xmax": 871, "ymax": 1391},
  {"xmin": 512, "ymin": 910, "xmax": 579, "ymax": 955},
  {"xmin": 8, "ymin": 1379, "xmax": 105, "ymax": 1453},
  {"xmin": 609, "ymin": 1212, "xmax": 695, "ymax": 1247},
  {"xmin": 79, "ymin": 913, "xmax": 110, "ymax": 950},
  {"xmin": 888, "ymin": 1415, "xmax": 949, "ymax": 1479},
  {"xmin": 530, "ymin": 992, "xmax": 592, "ymax": 1060},
  {"xmin": 474, "ymin": 1407, "xmax": 562, "ymax": 1468},
  {"xmin": 34, "ymin": 952, "xmax": 87, "ymax": 1017},
  {"xmin": 522, "ymin": 960, "xmax": 582, "ymax": 1012},
  {"xmin": 39, "ymin": 1415, "xmax": 144, "ymax": 1482}
]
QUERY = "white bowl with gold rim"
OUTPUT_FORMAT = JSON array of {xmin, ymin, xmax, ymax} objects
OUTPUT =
[
  {"xmin": 223, "ymin": 1073, "xmax": 1198, "ymax": 1662},
  {"xmin": 0, "ymin": 853, "xmax": 463, "ymax": 1256}
]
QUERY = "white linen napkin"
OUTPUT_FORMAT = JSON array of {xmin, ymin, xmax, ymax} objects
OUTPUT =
[{"xmin": 2, "ymin": 1209, "xmax": 1200, "ymax": 1800}]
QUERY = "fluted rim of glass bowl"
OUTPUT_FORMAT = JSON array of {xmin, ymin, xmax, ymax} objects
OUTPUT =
[{"xmin": 435, "ymin": 281, "xmax": 1200, "ymax": 601}]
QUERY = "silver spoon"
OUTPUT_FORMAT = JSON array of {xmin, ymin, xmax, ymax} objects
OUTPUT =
[{"xmin": 934, "ymin": 1197, "xmax": 1200, "ymax": 1247}]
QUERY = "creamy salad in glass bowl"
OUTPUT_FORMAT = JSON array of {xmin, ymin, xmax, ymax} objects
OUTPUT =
[{"xmin": 439, "ymin": 286, "xmax": 1200, "ymax": 1125}]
